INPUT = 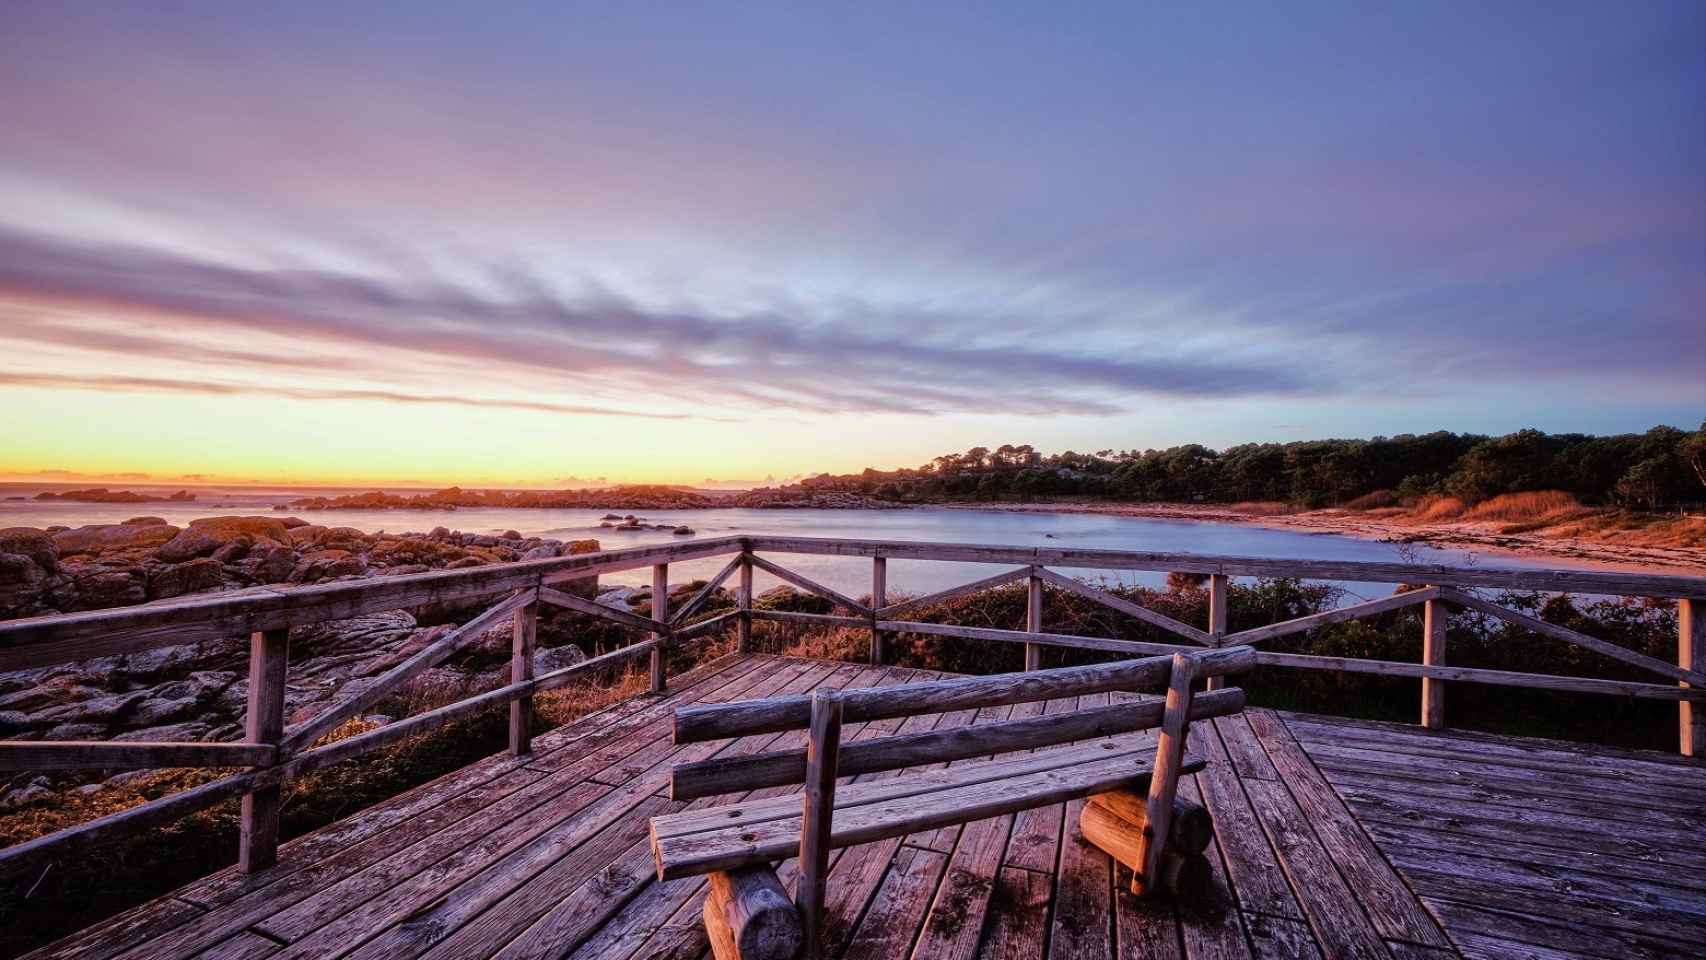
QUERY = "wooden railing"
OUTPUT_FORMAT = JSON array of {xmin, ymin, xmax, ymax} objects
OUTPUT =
[{"xmin": 0, "ymin": 533, "xmax": 1702, "ymax": 878}]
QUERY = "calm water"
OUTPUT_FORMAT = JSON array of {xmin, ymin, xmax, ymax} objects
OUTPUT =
[{"xmin": 0, "ymin": 484, "xmax": 1611, "ymax": 602}]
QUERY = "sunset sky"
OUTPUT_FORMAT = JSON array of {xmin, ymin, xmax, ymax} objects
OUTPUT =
[{"xmin": 1, "ymin": 2, "xmax": 1702, "ymax": 487}]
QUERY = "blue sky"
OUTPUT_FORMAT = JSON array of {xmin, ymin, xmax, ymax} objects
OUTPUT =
[{"xmin": 0, "ymin": 2, "xmax": 1700, "ymax": 484}]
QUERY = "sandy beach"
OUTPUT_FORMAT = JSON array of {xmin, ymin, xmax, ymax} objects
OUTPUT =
[{"xmin": 946, "ymin": 500, "xmax": 1706, "ymax": 574}]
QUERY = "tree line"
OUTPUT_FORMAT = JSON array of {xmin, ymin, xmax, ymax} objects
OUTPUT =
[{"xmin": 797, "ymin": 424, "xmax": 1706, "ymax": 509}]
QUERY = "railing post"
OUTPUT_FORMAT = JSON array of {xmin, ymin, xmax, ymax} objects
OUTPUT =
[
  {"xmin": 1025, "ymin": 566, "xmax": 1042, "ymax": 671},
  {"xmin": 240, "ymin": 626, "xmax": 289, "ymax": 874},
  {"xmin": 1682, "ymin": 598, "xmax": 1703, "ymax": 756},
  {"xmin": 1422, "ymin": 591, "xmax": 1447, "ymax": 730},
  {"xmin": 651, "ymin": 563, "xmax": 668, "ymax": 693},
  {"xmin": 1204, "ymin": 574, "xmax": 1229, "ymax": 690},
  {"xmin": 510, "ymin": 596, "xmax": 538, "ymax": 756},
  {"xmin": 870, "ymin": 556, "xmax": 887, "ymax": 665},
  {"xmin": 798, "ymin": 688, "xmax": 843, "ymax": 960},
  {"xmin": 737, "ymin": 552, "xmax": 753, "ymax": 653}
]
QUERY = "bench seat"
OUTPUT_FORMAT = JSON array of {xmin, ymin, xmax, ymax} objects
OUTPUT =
[{"xmin": 651, "ymin": 731, "xmax": 1205, "ymax": 879}]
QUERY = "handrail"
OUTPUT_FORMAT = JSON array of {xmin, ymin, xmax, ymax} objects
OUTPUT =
[{"xmin": 3, "ymin": 532, "xmax": 1703, "ymax": 880}]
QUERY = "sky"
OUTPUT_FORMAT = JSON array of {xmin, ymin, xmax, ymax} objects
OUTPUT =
[{"xmin": 0, "ymin": 2, "xmax": 1701, "ymax": 487}]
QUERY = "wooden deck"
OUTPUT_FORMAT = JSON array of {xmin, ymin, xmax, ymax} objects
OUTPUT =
[{"xmin": 28, "ymin": 653, "xmax": 1706, "ymax": 960}]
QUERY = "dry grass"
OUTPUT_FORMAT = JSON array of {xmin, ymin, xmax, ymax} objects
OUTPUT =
[
  {"xmin": 1462, "ymin": 490, "xmax": 1584, "ymax": 523},
  {"xmin": 1341, "ymin": 489, "xmax": 1399, "ymax": 510},
  {"xmin": 1226, "ymin": 501, "xmax": 1302, "ymax": 516},
  {"xmin": 1415, "ymin": 495, "xmax": 1467, "ymax": 521}
]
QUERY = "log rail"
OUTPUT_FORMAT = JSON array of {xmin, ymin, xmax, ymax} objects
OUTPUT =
[{"xmin": 1, "ymin": 532, "xmax": 1703, "ymax": 880}]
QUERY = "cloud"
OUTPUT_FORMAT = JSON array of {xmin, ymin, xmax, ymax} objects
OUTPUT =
[
  {"xmin": 0, "ymin": 371, "xmax": 699, "ymax": 419},
  {"xmin": 0, "ymin": 225, "xmax": 1326, "ymax": 418}
]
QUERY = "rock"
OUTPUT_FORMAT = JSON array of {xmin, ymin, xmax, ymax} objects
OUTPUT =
[
  {"xmin": 247, "ymin": 546, "xmax": 296, "ymax": 583},
  {"xmin": 0, "ymin": 552, "xmax": 49, "ymax": 617},
  {"xmin": 34, "ymin": 691, "xmax": 147, "ymax": 725},
  {"xmin": 127, "ymin": 696, "xmax": 199, "ymax": 727},
  {"xmin": 157, "ymin": 527, "xmax": 222, "ymax": 562},
  {"xmin": 0, "ymin": 778, "xmax": 55, "ymax": 811},
  {"xmin": 446, "ymin": 556, "xmax": 484, "ymax": 569},
  {"xmin": 521, "ymin": 545, "xmax": 558, "ymax": 561},
  {"xmin": 149, "ymin": 558, "xmax": 227, "ymax": 600},
  {"xmin": 501, "ymin": 530, "xmax": 522, "ymax": 541},
  {"xmin": 114, "ymin": 721, "xmax": 212, "ymax": 742},
  {"xmin": 70, "ymin": 567, "xmax": 147, "ymax": 609},
  {"xmin": 210, "ymin": 535, "xmax": 254, "ymax": 564},
  {"xmin": 187, "ymin": 515, "xmax": 292, "ymax": 546},
  {"xmin": 277, "ymin": 516, "xmax": 311, "ymax": 528},
  {"xmin": 0, "ymin": 527, "xmax": 58, "ymax": 574},
  {"xmin": 0, "ymin": 710, "xmax": 34, "ymax": 735},
  {"xmin": 46, "ymin": 722, "xmax": 108, "ymax": 740},
  {"xmin": 122, "ymin": 516, "xmax": 168, "ymax": 526},
  {"xmin": 292, "ymin": 611, "xmax": 417, "ymax": 660},
  {"xmin": 673, "ymin": 526, "xmax": 695, "ymax": 535},
  {"xmin": 53, "ymin": 522, "xmax": 181, "ymax": 557},
  {"xmin": 758, "ymin": 585, "xmax": 800, "ymax": 602},
  {"xmin": 533, "ymin": 645, "xmax": 586, "ymax": 674}
]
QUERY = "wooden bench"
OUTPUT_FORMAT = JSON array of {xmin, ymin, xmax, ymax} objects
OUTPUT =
[{"xmin": 649, "ymin": 646, "xmax": 1256, "ymax": 960}]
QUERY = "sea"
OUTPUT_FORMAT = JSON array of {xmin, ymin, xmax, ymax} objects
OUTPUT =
[{"xmin": 0, "ymin": 483, "xmax": 1621, "ymax": 603}]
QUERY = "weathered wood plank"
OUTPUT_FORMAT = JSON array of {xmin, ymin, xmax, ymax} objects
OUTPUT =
[
  {"xmin": 1034, "ymin": 566, "xmax": 1213, "ymax": 645},
  {"xmin": 1221, "ymin": 587, "xmax": 1436, "ymax": 647},
  {"xmin": 977, "ymin": 867, "xmax": 1052, "ymax": 960},
  {"xmin": 881, "ymin": 617, "xmax": 1201, "ymax": 658},
  {"xmin": 670, "ymin": 554, "xmax": 744, "ymax": 627},
  {"xmin": 797, "ymin": 688, "xmax": 843, "ymax": 960},
  {"xmin": 279, "ymin": 588, "xmax": 535, "ymax": 755},
  {"xmin": 1421, "ymin": 595, "xmax": 1446, "ymax": 730},
  {"xmin": 1133, "ymin": 654, "xmax": 1196, "ymax": 896},
  {"xmin": 239, "ymin": 627, "xmax": 288, "ymax": 874},
  {"xmin": 1243, "ymin": 710, "xmax": 1452, "ymax": 948},
  {"xmin": 1443, "ymin": 586, "xmax": 1706, "ymax": 686},
  {"xmin": 0, "ymin": 741, "xmax": 274, "ymax": 771},
  {"xmin": 1683, "ymin": 598, "xmax": 1704, "ymax": 756},
  {"xmin": 673, "ymin": 648, "xmax": 1252, "ymax": 743},
  {"xmin": 539, "ymin": 583, "xmax": 664, "ymax": 635},
  {"xmin": 671, "ymin": 688, "xmax": 1245, "ymax": 799},
  {"xmin": 0, "ymin": 537, "xmax": 744, "ymax": 671},
  {"xmin": 869, "ymin": 556, "xmax": 886, "ymax": 665},
  {"xmin": 746, "ymin": 553, "xmax": 871, "ymax": 615},
  {"xmin": 1253, "ymin": 650, "xmax": 1706, "ymax": 701},
  {"xmin": 875, "ymin": 565, "xmax": 1032, "ymax": 620},
  {"xmin": 744, "ymin": 536, "xmax": 1706, "ymax": 598}
]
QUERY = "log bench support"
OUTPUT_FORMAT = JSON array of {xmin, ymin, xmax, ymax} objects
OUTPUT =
[
  {"xmin": 704, "ymin": 865, "xmax": 803, "ymax": 960},
  {"xmin": 651, "ymin": 563, "xmax": 668, "ymax": 693},
  {"xmin": 1683, "ymin": 598, "xmax": 1703, "ymax": 756}
]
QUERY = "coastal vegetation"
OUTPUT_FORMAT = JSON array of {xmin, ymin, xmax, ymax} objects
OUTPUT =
[{"xmin": 800, "ymin": 423, "xmax": 1706, "ymax": 511}]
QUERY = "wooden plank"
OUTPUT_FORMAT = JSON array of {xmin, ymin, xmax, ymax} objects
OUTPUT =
[
  {"xmin": 1134, "ymin": 654, "xmax": 1196, "ymax": 896},
  {"xmin": 1189, "ymin": 719, "xmax": 1303, "ymax": 921},
  {"xmin": 908, "ymin": 800, "xmax": 1016, "ymax": 957},
  {"xmin": 876, "ymin": 565, "xmax": 1032, "ymax": 620},
  {"xmin": 652, "ymin": 563, "xmax": 669, "ymax": 692},
  {"xmin": 239, "ymin": 627, "xmax": 288, "ymax": 874},
  {"xmin": 1243, "ymin": 710, "xmax": 1452, "ymax": 948},
  {"xmin": 0, "ymin": 536, "xmax": 744, "ymax": 671},
  {"xmin": 670, "ymin": 554, "xmax": 743, "ymax": 627},
  {"xmin": 510, "ymin": 600, "xmax": 537, "ymax": 756},
  {"xmin": 1253, "ymin": 650, "xmax": 1706, "ymax": 701},
  {"xmin": 1683, "ymin": 598, "xmax": 1704, "ymax": 756},
  {"xmin": 1442, "ymin": 587, "xmax": 1706, "ymax": 686},
  {"xmin": 0, "ymin": 741, "xmax": 274, "ymax": 771},
  {"xmin": 1421, "ymin": 595, "xmax": 1446, "ymax": 730},
  {"xmin": 1035, "ymin": 565, "xmax": 1213, "ymax": 645},
  {"xmin": 1050, "ymin": 690, "xmax": 1115, "ymax": 960},
  {"xmin": 1243, "ymin": 915, "xmax": 1321, "ymax": 960},
  {"xmin": 672, "ymin": 651, "xmax": 1253, "ymax": 743},
  {"xmin": 279, "ymin": 588, "xmax": 535, "ymax": 754},
  {"xmin": 870, "ymin": 556, "xmax": 887, "ymax": 665},
  {"xmin": 653, "ymin": 739, "xmax": 1204, "ymax": 879},
  {"xmin": 737, "ymin": 554, "xmax": 753, "ymax": 653},
  {"xmin": 998, "ymin": 695, "xmax": 1075, "ymax": 874},
  {"xmin": 539, "ymin": 583, "xmax": 664, "ymax": 635},
  {"xmin": 839, "ymin": 845, "xmax": 945, "ymax": 959},
  {"xmin": 742, "ymin": 535, "xmax": 1706, "ymax": 599},
  {"xmin": 1211, "ymin": 714, "xmax": 1279, "ymax": 782},
  {"xmin": 1221, "ymin": 587, "xmax": 1436, "ymax": 647},
  {"xmin": 747, "ymin": 553, "xmax": 871, "ymax": 615},
  {"xmin": 797, "ymin": 689, "xmax": 843, "ymax": 960},
  {"xmin": 674, "ymin": 610, "xmax": 740, "ymax": 641},
  {"xmin": 16, "ymin": 895, "xmax": 208, "ymax": 960},
  {"xmin": 1420, "ymin": 888, "xmax": 1698, "ymax": 960},
  {"xmin": 1169, "ymin": 773, "xmax": 1256, "ymax": 960},
  {"xmin": 748, "ymin": 609, "xmax": 871, "ymax": 630},
  {"xmin": 671, "ymin": 689, "xmax": 1245, "ymax": 799},
  {"xmin": 977, "ymin": 867, "xmax": 1052, "ymax": 960},
  {"xmin": 1239, "ymin": 777, "xmax": 1391, "ymax": 960},
  {"xmin": 880, "ymin": 618, "xmax": 1204, "ymax": 658},
  {"xmin": 1025, "ymin": 569, "xmax": 1043, "ymax": 671}
]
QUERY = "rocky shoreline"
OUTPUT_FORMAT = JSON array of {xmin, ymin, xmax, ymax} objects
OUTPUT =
[
  {"xmin": 0, "ymin": 517, "xmax": 641, "ymax": 811},
  {"xmin": 284, "ymin": 484, "xmax": 901, "ymax": 512}
]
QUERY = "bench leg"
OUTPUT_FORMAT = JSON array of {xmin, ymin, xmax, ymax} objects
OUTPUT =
[
  {"xmin": 797, "ymin": 689, "xmax": 843, "ymax": 959},
  {"xmin": 705, "ymin": 865, "xmax": 802, "ymax": 960},
  {"xmin": 1132, "ymin": 652, "xmax": 1197, "ymax": 896},
  {"xmin": 1081, "ymin": 802, "xmax": 1215, "ymax": 899}
]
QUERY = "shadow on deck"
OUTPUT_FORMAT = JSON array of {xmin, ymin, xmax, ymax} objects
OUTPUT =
[{"xmin": 29, "ymin": 653, "xmax": 1706, "ymax": 960}]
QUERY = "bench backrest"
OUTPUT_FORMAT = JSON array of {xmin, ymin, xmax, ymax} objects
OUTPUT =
[{"xmin": 670, "ymin": 645, "xmax": 1254, "ymax": 800}]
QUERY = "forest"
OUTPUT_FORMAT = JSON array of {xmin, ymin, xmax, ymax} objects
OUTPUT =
[{"xmin": 800, "ymin": 424, "xmax": 1706, "ymax": 509}]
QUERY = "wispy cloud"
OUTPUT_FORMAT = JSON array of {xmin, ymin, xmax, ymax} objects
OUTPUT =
[{"xmin": 0, "ymin": 225, "xmax": 1324, "ymax": 418}]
